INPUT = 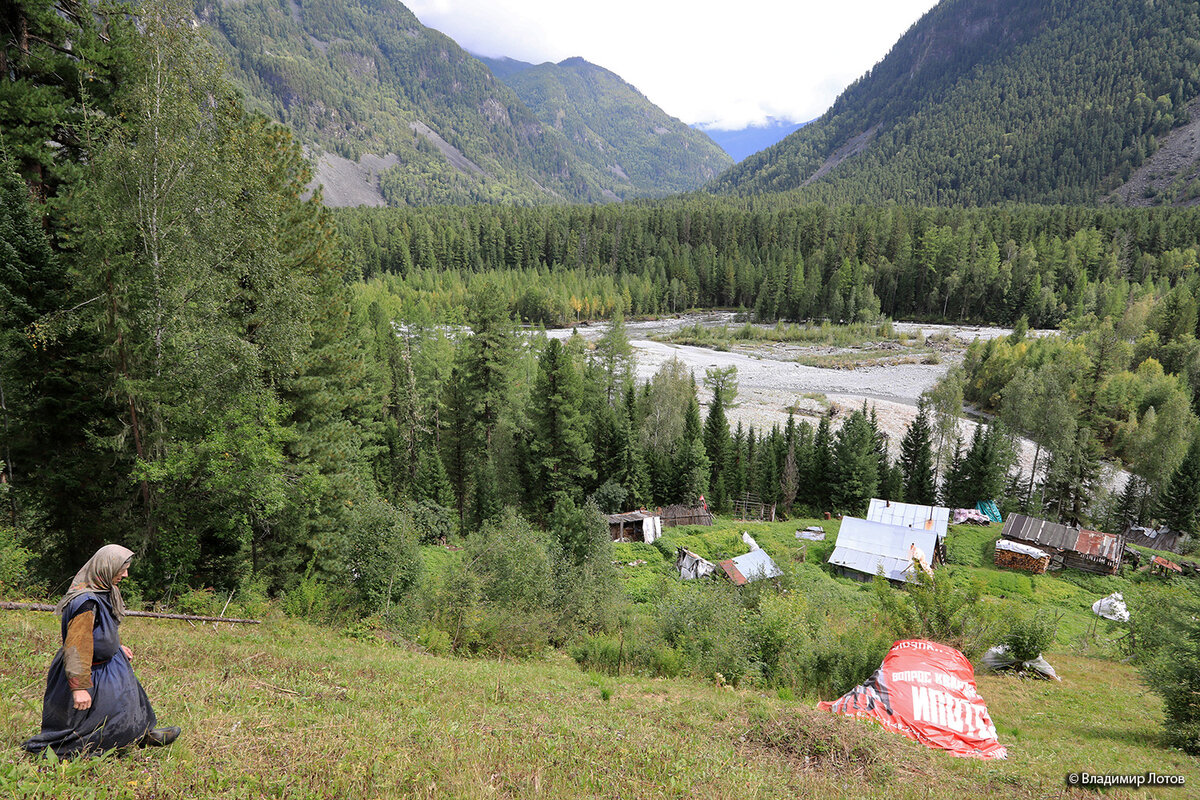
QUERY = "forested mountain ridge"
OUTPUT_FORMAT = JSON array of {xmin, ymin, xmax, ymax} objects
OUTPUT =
[
  {"xmin": 196, "ymin": 0, "xmax": 726, "ymax": 205},
  {"xmin": 712, "ymin": 0, "xmax": 1200, "ymax": 206},
  {"xmin": 482, "ymin": 56, "xmax": 732, "ymax": 196}
]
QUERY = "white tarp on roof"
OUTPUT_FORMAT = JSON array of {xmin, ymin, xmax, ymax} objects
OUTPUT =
[
  {"xmin": 829, "ymin": 517, "xmax": 941, "ymax": 583},
  {"xmin": 867, "ymin": 499, "xmax": 950, "ymax": 538},
  {"xmin": 995, "ymin": 539, "xmax": 1050, "ymax": 560}
]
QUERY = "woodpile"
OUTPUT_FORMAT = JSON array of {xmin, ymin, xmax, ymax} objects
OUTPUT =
[{"xmin": 993, "ymin": 541, "xmax": 1049, "ymax": 574}]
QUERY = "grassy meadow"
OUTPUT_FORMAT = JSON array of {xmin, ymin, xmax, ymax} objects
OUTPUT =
[{"xmin": 3, "ymin": 518, "xmax": 1198, "ymax": 799}]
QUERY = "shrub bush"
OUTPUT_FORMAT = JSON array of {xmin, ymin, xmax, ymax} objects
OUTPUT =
[
  {"xmin": 0, "ymin": 526, "xmax": 33, "ymax": 595},
  {"xmin": 874, "ymin": 569, "xmax": 1001, "ymax": 660},
  {"xmin": 345, "ymin": 497, "xmax": 422, "ymax": 615},
  {"xmin": 658, "ymin": 580, "xmax": 752, "ymax": 684},
  {"xmin": 1138, "ymin": 581, "xmax": 1200, "ymax": 755},
  {"xmin": 1002, "ymin": 609, "xmax": 1058, "ymax": 661}
]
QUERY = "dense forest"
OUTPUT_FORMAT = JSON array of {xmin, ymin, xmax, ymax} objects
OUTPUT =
[
  {"xmin": 338, "ymin": 201, "xmax": 1200, "ymax": 361},
  {"xmin": 714, "ymin": 0, "xmax": 1200, "ymax": 205}
]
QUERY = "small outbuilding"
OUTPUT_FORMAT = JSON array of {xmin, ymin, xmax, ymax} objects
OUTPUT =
[
  {"xmin": 659, "ymin": 504, "xmax": 714, "ymax": 528},
  {"xmin": 718, "ymin": 549, "xmax": 783, "ymax": 586},
  {"xmin": 1124, "ymin": 524, "xmax": 1183, "ymax": 554},
  {"xmin": 867, "ymin": 499, "xmax": 949, "ymax": 562},
  {"xmin": 605, "ymin": 510, "xmax": 661, "ymax": 543},
  {"xmin": 867, "ymin": 498, "xmax": 950, "ymax": 536},
  {"xmin": 1000, "ymin": 514, "xmax": 1123, "ymax": 575},
  {"xmin": 827, "ymin": 516, "xmax": 941, "ymax": 584},
  {"xmin": 1149, "ymin": 555, "xmax": 1183, "ymax": 576}
]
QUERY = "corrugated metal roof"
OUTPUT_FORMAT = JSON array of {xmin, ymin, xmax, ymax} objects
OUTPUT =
[
  {"xmin": 1075, "ymin": 529, "xmax": 1124, "ymax": 562},
  {"xmin": 1002, "ymin": 515, "xmax": 1123, "ymax": 564},
  {"xmin": 1151, "ymin": 555, "xmax": 1183, "ymax": 572},
  {"xmin": 1001, "ymin": 514, "xmax": 1079, "ymax": 550},
  {"xmin": 718, "ymin": 549, "xmax": 783, "ymax": 585},
  {"xmin": 867, "ymin": 499, "xmax": 950, "ymax": 537},
  {"xmin": 604, "ymin": 510, "xmax": 657, "ymax": 524},
  {"xmin": 827, "ymin": 517, "xmax": 940, "ymax": 583}
]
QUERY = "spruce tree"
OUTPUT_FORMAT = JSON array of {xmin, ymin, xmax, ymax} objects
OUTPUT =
[
  {"xmin": 831, "ymin": 410, "xmax": 879, "ymax": 515},
  {"xmin": 807, "ymin": 414, "xmax": 834, "ymax": 512},
  {"xmin": 528, "ymin": 338, "xmax": 593, "ymax": 511},
  {"xmin": 1160, "ymin": 433, "xmax": 1200, "ymax": 536},
  {"xmin": 899, "ymin": 401, "xmax": 937, "ymax": 504},
  {"xmin": 703, "ymin": 381, "xmax": 730, "ymax": 508},
  {"xmin": 674, "ymin": 395, "xmax": 710, "ymax": 505}
]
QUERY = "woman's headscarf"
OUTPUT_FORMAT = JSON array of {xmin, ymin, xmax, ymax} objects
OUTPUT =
[{"xmin": 54, "ymin": 544, "xmax": 134, "ymax": 620}]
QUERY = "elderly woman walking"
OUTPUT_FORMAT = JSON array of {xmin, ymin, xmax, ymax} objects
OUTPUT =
[{"xmin": 22, "ymin": 544, "xmax": 179, "ymax": 757}]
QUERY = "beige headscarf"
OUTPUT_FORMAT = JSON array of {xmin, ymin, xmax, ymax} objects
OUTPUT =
[{"xmin": 54, "ymin": 544, "xmax": 134, "ymax": 621}]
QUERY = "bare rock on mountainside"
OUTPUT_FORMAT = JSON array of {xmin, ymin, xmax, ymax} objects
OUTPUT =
[
  {"xmin": 1110, "ymin": 96, "xmax": 1200, "ymax": 207},
  {"xmin": 311, "ymin": 152, "xmax": 398, "ymax": 207}
]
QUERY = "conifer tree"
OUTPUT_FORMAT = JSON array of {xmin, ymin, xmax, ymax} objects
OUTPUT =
[
  {"xmin": 703, "ymin": 381, "xmax": 730, "ymax": 509},
  {"xmin": 940, "ymin": 437, "xmax": 970, "ymax": 508},
  {"xmin": 674, "ymin": 395, "xmax": 710, "ymax": 505},
  {"xmin": 1159, "ymin": 433, "xmax": 1200, "ymax": 535},
  {"xmin": 807, "ymin": 414, "xmax": 834, "ymax": 512},
  {"xmin": 528, "ymin": 338, "xmax": 593, "ymax": 511},
  {"xmin": 899, "ymin": 401, "xmax": 937, "ymax": 504},
  {"xmin": 412, "ymin": 446, "xmax": 454, "ymax": 508},
  {"xmin": 831, "ymin": 409, "xmax": 879, "ymax": 515}
]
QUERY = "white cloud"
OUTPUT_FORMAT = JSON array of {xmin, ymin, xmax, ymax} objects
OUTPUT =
[{"xmin": 404, "ymin": 0, "xmax": 938, "ymax": 130}]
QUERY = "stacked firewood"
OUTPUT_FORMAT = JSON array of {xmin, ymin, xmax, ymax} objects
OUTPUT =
[{"xmin": 993, "ymin": 545, "xmax": 1049, "ymax": 574}]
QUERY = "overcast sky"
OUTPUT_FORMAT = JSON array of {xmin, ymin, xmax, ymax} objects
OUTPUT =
[{"xmin": 404, "ymin": 1, "xmax": 940, "ymax": 131}]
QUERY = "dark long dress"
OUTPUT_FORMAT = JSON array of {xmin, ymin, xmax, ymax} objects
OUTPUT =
[{"xmin": 22, "ymin": 592, "xmax": 157, "ymax": 757}]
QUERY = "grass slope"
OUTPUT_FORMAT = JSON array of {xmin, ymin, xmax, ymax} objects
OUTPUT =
[{"xmin": 3, "ymin": 518, "xmax": 1197, "ymax": 798}]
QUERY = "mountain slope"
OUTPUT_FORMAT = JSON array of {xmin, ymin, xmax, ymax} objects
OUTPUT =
[
  {"xmin": 488, "ymin": 57, "xmax": 732, "ymax": 197},
  {"xmin": 712, "ymin": 0, "xmax": 1200, "ymax": 205},
  {"xmin": 198, "ymin": 1, "xmax": 725, "ymax": 205}
]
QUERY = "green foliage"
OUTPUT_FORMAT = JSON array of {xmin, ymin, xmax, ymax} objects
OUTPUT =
[
  {"xmin": 468, "ymin": 510, "xmax": 554, "ymax": 613},
  {"xmin": 658, "ymin": 580, "xmax": 752, "ymax": 684},
  {"xmin": 1138, "ymin": 581, "xmax": 1200, "ymax": 754},
  {"xmin": 0, "ymin": 525, "xmax": 33, "ymax": 595},
  {"xmin": 1002, "ymin": 610, "xmax": 1059, "ymax": 662},
  {"xmin": 874, "ymin": 570, "xmax": 999, "ymax": 660},
  {"xmin": 831, "ymin": 409, "xmax": 878, "ymax": 515},
  {"xmin": 345, "ymin": 497, "xmax": 422, "ymax": 615}
]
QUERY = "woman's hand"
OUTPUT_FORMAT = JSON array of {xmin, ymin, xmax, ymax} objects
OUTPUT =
[
  {"xmin": 72, "ymin": 689, "xmax": 92, "ymax": 711},
  {"xmin": 121, "ymin": 644, "xmax": 133, "ymax": 661}
]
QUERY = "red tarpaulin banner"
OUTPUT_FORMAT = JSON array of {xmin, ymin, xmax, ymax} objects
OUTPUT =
[{"xmin": 817, "ymin": 639, "xmax": 1007, "ymax": 759}]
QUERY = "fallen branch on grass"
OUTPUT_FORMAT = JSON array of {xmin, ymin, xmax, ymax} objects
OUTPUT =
[{"xmin": 0, "ymin": 601, "xmax": 260, "ymax": 624}]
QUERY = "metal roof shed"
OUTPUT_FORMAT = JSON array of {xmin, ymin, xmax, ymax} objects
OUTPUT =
[
  {"xmin": 718, "ymin": 549, "xmax": 783, "ymax": 586},
  {"xmin": 828, "ymin": 517, "xmax": 940, "ymax": 584}
]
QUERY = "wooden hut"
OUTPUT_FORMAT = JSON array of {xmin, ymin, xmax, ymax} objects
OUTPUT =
[
  {"xmin": 1000, "ymin": 514, "xmax": 1124, "ymax": 575},
  {"xmin": 605, "ymin": 510, "xmax": 662, "ymax": 543}
]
